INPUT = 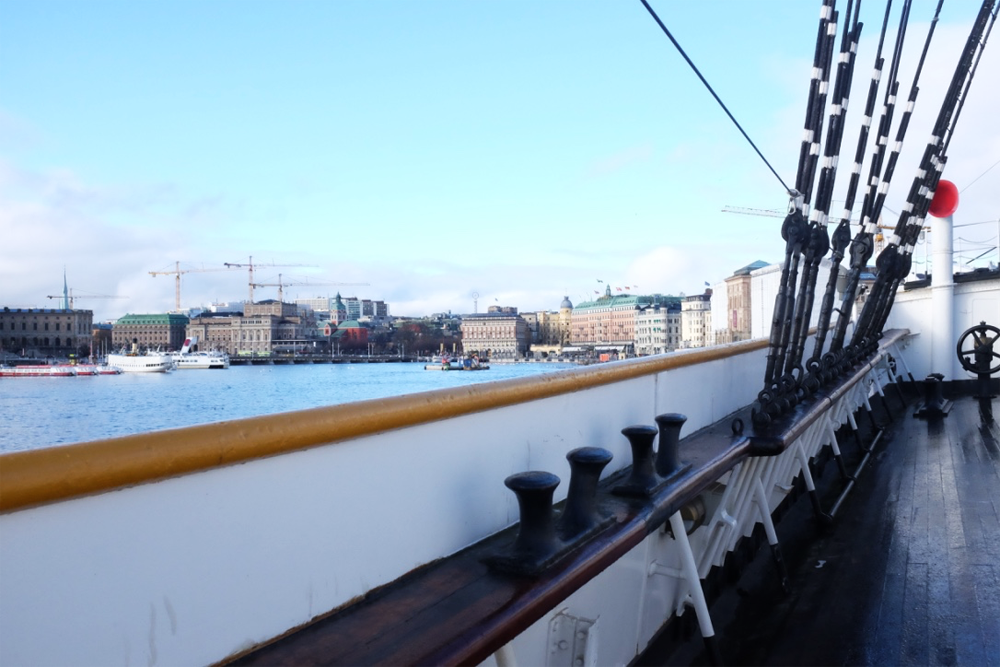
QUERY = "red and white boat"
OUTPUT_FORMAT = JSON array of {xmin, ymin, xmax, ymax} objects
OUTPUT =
[
  {"xmin": 0, "ymin": 363, "xmax": 123, "ymax": 377},
  {"xmin": 0, "ymin": 365, "xmax": 76, "ymax": 377}
]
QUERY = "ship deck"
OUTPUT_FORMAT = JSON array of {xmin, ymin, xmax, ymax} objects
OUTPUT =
[{"xmin": 655, "ymin": 387, "xmax": 1000, "ymax": 666}]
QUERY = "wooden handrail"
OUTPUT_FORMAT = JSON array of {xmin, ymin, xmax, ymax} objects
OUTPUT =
[
  {"xmin": 231, "ymin": 332, "xmax": 909, "ymax": 665},
  {"xmin": 1, "ymin": 339, "xmax": 768, "ymax": 513}
]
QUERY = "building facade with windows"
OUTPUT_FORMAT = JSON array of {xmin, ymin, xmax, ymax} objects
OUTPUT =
[
  {"xmin": 634, "ymin": 302, "xmax": 682, "ymax": 356},
  {"xmin": 713, "ymin": 260, "xmax": 767, "ymax": 345},
  {"xmin": 460, "ymin": 311, "xmax": 529, "ymax": 359},
  {"xmin": 295, "ymin": 296, "xmax": 389, "ymax": 324},
  {"xmin": 534, "ymin": 297, "xmax": 574, "ymax": 347},
  {"xmin": 681, "ymin": 292, "xmax": 713, "ymax": 349},
  {"xmin": 185, "ymin": 300, "xmax": 320, "ymax": 355},
  {"xmin": 185, "ymin": 314, "xmax": 237, "ymax": 352},
  {"xmin": 0, "ymin": 307, "xmax": 94, "ymax": 359},
  {"xmin": 113, "ymin": 313, "xmax": 190, "ymax": 351},
  {"xmin": 570, "ymin": 287, "xmax": 655, "ymax": 354}
]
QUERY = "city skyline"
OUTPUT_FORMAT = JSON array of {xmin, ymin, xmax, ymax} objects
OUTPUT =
[{"xmin": 3, "ymin": 1, "xmax": 998, "ymax": 322}]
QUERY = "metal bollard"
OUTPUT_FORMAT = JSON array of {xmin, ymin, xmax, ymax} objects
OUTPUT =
[
  {"xmin": 613, "ymin": 425, "xmax": 659, "ymax": 497},
  {"xmin": 654, "ymin": 413, "xmax": 687, "ymax": 478},
  {"xmin": 504, "ymin": 471, "xmax": 561, "ymax": 562},
  {"xmin": 559, "ymin": 447, "xmax": 613, "ymax": 539}
]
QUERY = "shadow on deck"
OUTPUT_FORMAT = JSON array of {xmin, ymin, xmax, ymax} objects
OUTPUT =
[{"xmin": 650, "ymin": 386, "xmax": 1000, "ymax": 666}]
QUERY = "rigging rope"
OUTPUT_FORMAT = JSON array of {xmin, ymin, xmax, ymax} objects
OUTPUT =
[
  {"xmin": 638, "ymin": 0, "xmax": 795, "ymax": 196},
  {"xmin": 960, "ymin": 157, "xmax": 1000, "ymax": 193}
]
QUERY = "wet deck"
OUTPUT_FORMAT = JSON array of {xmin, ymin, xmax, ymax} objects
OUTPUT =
[{"xmin": 659, "ymin": 388, "xmax": 1000, "ymax": 666}]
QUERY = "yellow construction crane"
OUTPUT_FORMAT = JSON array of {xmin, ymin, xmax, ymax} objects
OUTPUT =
[
  {"xmin": 46, "ymin": 291, "xmax": 127, "ymax": 309},
  {"xmin": 250, "ymin": 274, "xmax": 370, "ymax": 304},
  {"xmin": 223, "ymin": 256, "xmax": 318, "ymax": 304},
  {"xmin": 149, "ymin": 261, "xmax": 240, "ymax": 311}
]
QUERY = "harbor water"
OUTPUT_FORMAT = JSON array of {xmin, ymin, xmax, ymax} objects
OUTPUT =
[{"xmin": 0, "ymin": 362, "xmax": 578, "ymax": 453}]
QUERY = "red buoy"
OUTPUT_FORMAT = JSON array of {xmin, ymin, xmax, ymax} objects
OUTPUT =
[{"xmin": 928, "ymin": 179, "xmax": 959, "ymax": 218}]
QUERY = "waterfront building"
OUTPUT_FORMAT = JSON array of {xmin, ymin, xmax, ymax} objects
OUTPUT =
[
  {"xmin": 185, "ymin": 301, "xmax": 319, "ymax": 356},
  {"xmin": 0, "ymin": 307, "xmax": 94, "ymax": 359},
  {"xmin": 330, "ymin": 320, "xmax": 368, "ymax": 351},
  {"xmin": 91, "ymin": 322, "xmax": 113, "ymax": 357},
  {"xmin": 112, "ymin": 313, "xmax": 189, "ymax": 351},
  {"xmin": 460, "ymin": 310, "xmax": 529, "ymax": 359},
  {"xmin": 570, "ymin": 287, "xmax": 654, "ymax": 355},
  {"xmin": 525, "ymin": 297, "xmax": 574, "ymax": 358},
  {"xmin": 238, "ymin": 300, "xmax": 318, "ymax": 355},
  {"xmin": 680, "ymin": 291, "xmax": 712, "ymax": 349},
  {"xmin": 542, "ymin": 297, "xmax": 574, "ymax": 346},
  {"xmin": 185, "ymin": 313, "xmax": 236, "ymax": 352},
  {"xmin": 521, "ymin": 312, "xmax": 539, "ymax": 344},
  {"xmin": 634, "ymin": 301, "xmax": 682, "ymax": 356},
  {"xmin": 712, "ymin": 260, "xmax": 768, "ymax": 345}
]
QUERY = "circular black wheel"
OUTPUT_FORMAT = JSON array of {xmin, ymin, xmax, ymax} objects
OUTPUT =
[{"xmin": 956, "ymin": 322, "xmax": 1000, "ymax": 374}]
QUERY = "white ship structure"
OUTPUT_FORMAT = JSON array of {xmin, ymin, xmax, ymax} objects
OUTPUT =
[
  {"xmin": 106, "ymin": 340, "xmax": 175, "ymax": 373},
  {"xmin": 2, "ymin": 2, "xmax": 999, "ymax": 666},
  {"xmin": 172, "ymin": 337, "xmax": 230, "ymax": 369}
]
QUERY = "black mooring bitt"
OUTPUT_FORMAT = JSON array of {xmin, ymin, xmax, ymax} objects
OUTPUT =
[
  {"xmin": 504, "ymin": 471, "xmax": 560, "ymax": 560},
  {"xmin": 654, "ymin": 413, "xmax": 687, "ymax": 478},
  {"xmin": 613, "ymin": 425, "xmax": 659, "ymax": 497},
  {"xmin": 487, "ymin": 447, "xmax": 615, "ymax": 576},
  {"xmin": 559, "ymin": 447, "xmax": 614, "ymax": 539},
  {"xmin": 914, "ymin": 373, "xmax": 953, "ymax": 419}
]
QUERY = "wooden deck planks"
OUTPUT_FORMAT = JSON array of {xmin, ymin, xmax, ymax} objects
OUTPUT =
[{"xmin": 692, "ymin": 390, "xmax": 1000, "ymax": 666}]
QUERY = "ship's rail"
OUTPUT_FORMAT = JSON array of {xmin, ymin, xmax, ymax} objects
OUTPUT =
[
  {"xmin": 0, "ymin": 330, "xmax": 911, "ymax": 667},
  {"xmin": 232, "ymin": 330, "xmax": 911, "ymax": 666}
]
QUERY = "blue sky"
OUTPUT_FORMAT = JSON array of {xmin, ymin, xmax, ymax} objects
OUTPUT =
[{"xmin": 2, "ymin": 1, "xmax": 997, "ymax": 321}]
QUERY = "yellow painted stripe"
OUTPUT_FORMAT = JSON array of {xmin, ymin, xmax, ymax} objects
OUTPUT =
[{"xmin": 1, "ymin": 340, "xmax": 768, "ymax": 512}]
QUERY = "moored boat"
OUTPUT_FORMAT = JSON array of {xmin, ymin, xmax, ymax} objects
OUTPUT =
[
  {"xmin": 171, "ymin": 337, "xmax": 230, "ymax": 369},
  {"xmin": 173, "ymin": 351, "xmax": 230, "ymax": 369},
  {"xmin": 423, "ymin": 355, "xmax": 489, "ymax": 371},
  {"xmin": 106, "ymin": 341, "xmax": 174, "ymax": 373},
  {"xmin": 0, "ymin": 365, "xmax": 76, "ymax": 377},
  {"xmin": 74, "ymin": 364, "xmax": 123, "ymax": 375}
]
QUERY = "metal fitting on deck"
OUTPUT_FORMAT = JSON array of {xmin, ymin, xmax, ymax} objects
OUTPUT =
[
  {"xmin": 504, "ymin": 471, "xmax": 561, "ymax": 562},
  {"xmin": 654, "ymin": 413, "xmax": 687, "ymax": 478},
  {"xmin": 559, "ymin": 447, "xmax": 613, "ymax": 539},
  {"xmin": 613, "ymin": 426, "xmax": 659, "ymax": 497}
]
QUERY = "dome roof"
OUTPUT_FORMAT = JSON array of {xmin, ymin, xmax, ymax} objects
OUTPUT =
[{"xmin": 560, "ymin": 296, "xmax": 573, "ymax": 309}]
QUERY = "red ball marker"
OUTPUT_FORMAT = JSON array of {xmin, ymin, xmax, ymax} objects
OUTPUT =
[{"xmin": 928, "ymin": 179, "xmax": 959, "ymax": 218}]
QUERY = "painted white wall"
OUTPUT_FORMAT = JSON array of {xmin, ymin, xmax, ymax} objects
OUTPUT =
[
  {"xmin": 0, "ymin": 285, "xmax": 946, "ymax": 667},
  {"xmin": 887, "ymin": 276, "xmax": 1000, "ymax": 380},
  {"xmin": 1, "ymin": 344, "xmax": 769, "ymax": 667}
]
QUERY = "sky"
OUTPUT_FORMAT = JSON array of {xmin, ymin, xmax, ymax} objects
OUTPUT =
[{"xmin": 2, "ymin": 0, "xmax": 998, "ymax": 322}]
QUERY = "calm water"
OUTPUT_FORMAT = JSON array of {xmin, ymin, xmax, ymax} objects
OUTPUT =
[{"xmin": 0, "ymin": 362, "xmax": 577, "ymax": 453}]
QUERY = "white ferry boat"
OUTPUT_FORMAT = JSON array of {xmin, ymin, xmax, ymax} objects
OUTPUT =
[
  {"xmin": 174, "ymin": 351, "xmax": 230, "ymax": 369},
  {"xmin": 106, "ymin": 341, "xmax": 174, "ymax": 373},
  {"xmin": 172, "ymin": 337, "xmax": 230, "ymax": 369}
]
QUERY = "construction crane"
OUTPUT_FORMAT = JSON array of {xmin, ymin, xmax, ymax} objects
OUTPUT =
[
  {"xmin": 148, "ymin": 261, "xmax": 240, "ymax": 311},
  {"xmin": 46, "ymin": 291, "xmax": 127, "ymax": 309},
  {"xmin": 223, "ymin": 256, "xmax": 318, "ymax": 304},
  {"xmin": 250, "ymin": 274, "xmax": 370, "ymax": 304}
]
